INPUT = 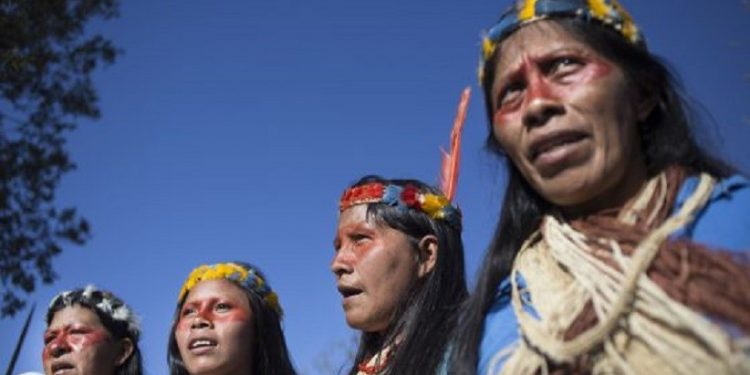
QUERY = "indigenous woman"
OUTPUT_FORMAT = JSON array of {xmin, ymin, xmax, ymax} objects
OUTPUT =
[
  {"xmin": 333, "ymin": 176, "xmax": 468, "ymax": 375},
  {"xmin": 43, "ymin": 286, "xmax": 143, "ymax": 375},
  {"xmin": 167, "ymin": 262, "xmax": 296, "ymax": 375},
  {"xmin": 332, "ymin": 90, "xmax": 471, "ymax": 375},
  {"xmin": 452, "ymin": 1, "xmax": 750, "ymax": 374}
]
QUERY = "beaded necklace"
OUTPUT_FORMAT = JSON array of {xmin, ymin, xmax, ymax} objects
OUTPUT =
[{"xmin": 356, "ymin": 345, "xmax": 395, "ymax": 375}]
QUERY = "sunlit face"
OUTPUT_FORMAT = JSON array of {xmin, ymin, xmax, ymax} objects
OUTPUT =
[
  {"xmin": 331, "ymin": 204, "xmax": 420, "ymax": 333},
  {"xmin": 490, "ymin": 21, "xmax": 648, "ymax": 215},
  {"xmin": 175, "ymin": 279, "xmax": 255, "ymax": 375},
  {"xmin": 43, "ymin": 305, "xmax": 122, "ymax": 375}
]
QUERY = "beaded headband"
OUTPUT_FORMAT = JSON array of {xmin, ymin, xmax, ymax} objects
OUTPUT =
[
  {"xmin": 48, "ymin": 285, "xmax": 140, "ymax": 340},
  {"xmin": 339, "ymin": 182, "xmax": 462, "ymax": 228},
  {"xmin": 338, "ymin": 88, "xmax": 470, "ymax": 230},
  {"xmin": 178, "ymin": 262, "xmax": 283, "ymax": 317},
  {"xmin": 479, "ymin": 0, "xmax": 643, "ymax": 82}
]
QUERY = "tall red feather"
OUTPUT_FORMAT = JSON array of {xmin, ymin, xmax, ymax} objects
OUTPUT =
[{"xmin": 440, "ymin": 87, "xmax": 471, "ymax": 202}]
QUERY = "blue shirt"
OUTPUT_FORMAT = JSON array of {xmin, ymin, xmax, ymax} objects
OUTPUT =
[{"xmin": 477, "ymin": 175, "xmax": 750, "ymax": 374}]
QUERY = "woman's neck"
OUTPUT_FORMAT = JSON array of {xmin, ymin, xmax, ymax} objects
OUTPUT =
[{"xmin": 562, "ymin": 162, "xmax": 649, "ymax": 220}]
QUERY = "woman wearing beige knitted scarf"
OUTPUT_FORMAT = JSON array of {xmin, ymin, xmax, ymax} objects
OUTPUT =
[{"xmin": 450, "ymin": 1, "xmax": 750, "ymax": 374}]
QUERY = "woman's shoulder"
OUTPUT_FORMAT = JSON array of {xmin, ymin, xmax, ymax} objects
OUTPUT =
[
  {"xmin": 477, "ymin": 283, "xmax": 520, "ymax": 374},
  {"xmin": 673, "ymin": 174, "xmax": 750, "ymax": 251}
]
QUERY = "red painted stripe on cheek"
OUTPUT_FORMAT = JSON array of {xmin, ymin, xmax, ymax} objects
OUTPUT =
[
  {"xmin": 215, "ymin": 308, "xmax": 251, "ymax": 323},
  {"xmin": 176, "ymin": 315, "xmax": 192, "ymax": 332},
  {"xmin": 354, "ymin": 239, "xmax": 376, "ymax": 260},
  {"xmin": 42, "ymin": 329, "xmax": 110, "ymax": 360},
  {"xmin": 175, "ymin": 302, "xmax": 252, "ymax": 331},
  {"xmin": 558, "ymin": 58, "xmax": 613, "ymax": 92},
  {"xmin": 68, "ymin": 329, "xmax": 110, "ymax": 352},
  {"xmin": 493, "ymin": 106, "xmax": 515, "ymax": 128},
  {"xmin": 585, "ymin": 58, "xmax": 613, "ymax": 81}
]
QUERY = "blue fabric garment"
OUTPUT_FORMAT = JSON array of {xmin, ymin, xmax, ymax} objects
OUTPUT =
[
  {"xmin": 477, "ymin": 174, "xmax": 750, "ymax": 374},
  {"xmin": 670, "ymin": 174, "xmax": 750, "ymax": 252}
]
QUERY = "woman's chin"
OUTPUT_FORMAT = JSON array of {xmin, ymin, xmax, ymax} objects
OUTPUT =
[
  {"xmin": 532, "ymin": 168, "xmax": 598, "ymax": 205},
  {"xmin": 185, "ymin": 358, "xmax": 228, "ymax": 375},
  {"xmin": 346, "ymin": 314, "xmax": 388, "ymax": 334}
]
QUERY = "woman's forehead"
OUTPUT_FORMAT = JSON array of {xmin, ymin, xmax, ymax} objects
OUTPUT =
[
  {"xmin": 48, "ymin": 305, "xmax": 101, "ymax": 328},
  {"xmin": 499, "ymin": 22, "xmax": 586, "ymax": 62},
  {"xmin": 339, "ymin": 205, "xmax": 393, "ymax": 234}
]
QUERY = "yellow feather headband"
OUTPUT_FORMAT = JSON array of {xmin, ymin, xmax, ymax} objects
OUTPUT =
[{"xmin": 178, "ymin": 262, "xmax": 283, "ymax": 317}]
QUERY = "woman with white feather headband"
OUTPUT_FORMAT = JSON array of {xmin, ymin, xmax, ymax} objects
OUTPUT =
[{"xmin": 43, "ymin": 285, "xmax": 143, "ymax": 375}]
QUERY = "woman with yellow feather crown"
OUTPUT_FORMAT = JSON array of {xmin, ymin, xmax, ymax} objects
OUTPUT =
[{"xmin": 168, "ymin": 262, "xmax": 296, "ymax": 375}]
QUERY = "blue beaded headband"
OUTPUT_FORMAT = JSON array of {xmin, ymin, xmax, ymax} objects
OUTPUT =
[{"xmin": 479, "ymin": 0, "xmax": 643, "ymax": 83}]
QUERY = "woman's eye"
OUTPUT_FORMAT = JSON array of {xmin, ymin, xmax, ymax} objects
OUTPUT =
[
  {"xmin": 181, "ymin": 307, "xmax": 195, "ymax": 316},
  {"xmin": 548, "ymin": 57, "xmax": 582, "ymax": 75},
  {"xmin": 352, "ymin": 234, "xmax": 371, "ymax": 245},
  {"xmin": 216, "ymin": 303, "xmax": 231, "ymax": 311},
  {"xmin": 43, "ymin": 335, "xmax": 55, "ymax": 344},
  {"xmin": 497, "ymin": 81, "xmax": 525, "ymax": 107}
]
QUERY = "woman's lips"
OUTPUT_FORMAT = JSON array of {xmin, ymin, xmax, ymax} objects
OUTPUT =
[
  {"xmin": 188, "ymin": 337, "xmax": 218, "ymax": 355},
  {"xmin": 337, "ymin": 285, "xmax": 362, "ymax": 298},
  {"xmin": 51, "ymin": 361, "xmax": 75, "ymax": 375},
  {"xmin": 528, "ymin": 130, "xmax": 589, "ymax": 175},
  {"xmin": 337, "ymin": 285, "xmax": 363, "ymax": 306}
]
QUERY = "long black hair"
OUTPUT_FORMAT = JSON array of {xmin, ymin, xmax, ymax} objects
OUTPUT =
[
  {"xmin": 46, "ymin": 286, "xmax": 143, "ymax": 375},
  {"xmin": 167, "ymin": 262, "xmax": 296, "ymax": 375},
  {"xmin": 450, "ymin": 17, "xmax": 736, "ymax": 374},
  {"xmin": 343, "ymin": 175, "xmax": 468, "ymax": 375}
]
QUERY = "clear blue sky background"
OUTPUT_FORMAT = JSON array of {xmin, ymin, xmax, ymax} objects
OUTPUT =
[{"xmin": 2, "ymin": 1, "xmax": 749, "ymax": 374}]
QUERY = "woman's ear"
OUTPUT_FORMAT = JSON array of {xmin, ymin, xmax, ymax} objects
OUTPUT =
[
  {"xmin": 115, "ymin": 337, "xmax": 135, "ymax": 366},
  {"xmin": 417, "ymin": 235, "xmax": 439, "ymax": 278}
]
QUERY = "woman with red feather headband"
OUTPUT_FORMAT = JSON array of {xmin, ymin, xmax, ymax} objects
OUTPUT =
[
  {"xmin": 451, "ymin": 0, "xmax": 750, "ymax": 374},
  {"xmin": 331, "ymin": 90, "xmax": 470, "ymax": 375}
]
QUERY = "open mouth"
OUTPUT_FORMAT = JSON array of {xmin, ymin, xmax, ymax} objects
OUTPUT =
[
  {"xmin": 51, "ymin": 361, "xmax": 75, "ymax": 375},
  {"xmin": 530, "ymin": 132, "xmax": 587, "ymax": 161},
  {"xmin": 337, "ymin": 286, "xmax": 363, "ymax": 299},
  {"xmin": 189, "ymin": 338, "xmax": 218, "ymax": 350}
]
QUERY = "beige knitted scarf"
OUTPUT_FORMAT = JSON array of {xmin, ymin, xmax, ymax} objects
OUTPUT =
[{"xmin": 491, "ymin": 169, "xmax": 750, "ymax": 375}]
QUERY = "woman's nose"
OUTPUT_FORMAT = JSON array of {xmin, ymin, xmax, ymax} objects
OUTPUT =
[
  {"xmin": 191, "ymin": 312, "xmax": 213, "ymax": 330},
  {"xmin": 49, "ymin": 338, "xmax": 72, "ymax": 358},
  {"xmin": 522, "ymin": 76, "xmax": 564, "ymax": 128},
  {"xmin": 331, "ymin": 249, "xmax": 354, "ymax": 277}
]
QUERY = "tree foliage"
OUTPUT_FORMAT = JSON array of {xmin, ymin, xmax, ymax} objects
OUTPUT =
[{"xmin": 0, "ymin": 0, "xmax": 119, "ymax": 317}]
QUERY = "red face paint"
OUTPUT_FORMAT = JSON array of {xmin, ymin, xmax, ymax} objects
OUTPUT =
[
  {"xmin": 489, "ymin": 21, "xmax": 648, "ymax": 216},
  {"xmin": 331, "ymin": 204, "xmax": 421, "ymax": 333},
  {"xmin": 493, "ymin": 50, "xmax": 613, "ymax": 123},
  {"xmin": 173, "ymin": 279, "xmax": 256, "ymax": 375},
  {"xmin": 42, "ymin": 324, "xmax": 111, "ymax": 361},
  {"xmin": 176, "ymin": 297, "xmax": 251, "ymax": 332},
  {"xmin": 332, "ymin": 220, "xmax": 380, "ymax": 270}
]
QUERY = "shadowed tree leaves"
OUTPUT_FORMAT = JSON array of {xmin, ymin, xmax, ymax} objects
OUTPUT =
[{"xmin": 0, "ymin": 0, "xmax": 119, "ymax": 317}]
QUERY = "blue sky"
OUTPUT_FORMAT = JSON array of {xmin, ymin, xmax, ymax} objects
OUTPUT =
[{"xmin": 2, "ymin": 1, "xmax": 748, "ymax": 374}]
